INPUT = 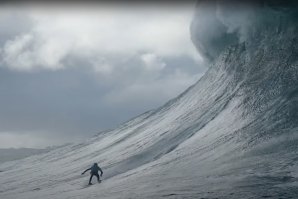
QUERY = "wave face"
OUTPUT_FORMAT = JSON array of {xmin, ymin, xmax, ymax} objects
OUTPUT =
[{"xmin": 0, "ymin": 1, "xmax": 297, "ymax": 199}]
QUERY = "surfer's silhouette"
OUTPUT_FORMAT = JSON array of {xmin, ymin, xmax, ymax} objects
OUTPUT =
[{"xmin": 81, "ymin": 163, "xmax": 103, "ymax": 185}]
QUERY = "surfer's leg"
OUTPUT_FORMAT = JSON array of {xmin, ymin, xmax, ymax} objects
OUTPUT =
[
  {"xmin": 95, "ymin": 173, "xmax": 100, "ymax": 182},
  {"xmin": 89, "ymin": 174, "xmax": 94, "ymax": 184}
]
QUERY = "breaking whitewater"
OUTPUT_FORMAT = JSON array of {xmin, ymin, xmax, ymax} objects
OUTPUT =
[{"xmin": 1, "ymin": 1, "xmax": 297, "ymax": 199}]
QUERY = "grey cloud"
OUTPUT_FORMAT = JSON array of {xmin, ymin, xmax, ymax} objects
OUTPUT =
[
  {"xmin": 0, "ymin": 5, "xmax": 199, "ymax": 72},
  {"xmin": 0, "ymin": 4, "xmax": 206, "ymax": 148},
  {"xmin": 0, "ymin": 53, "xmax": 204, "ymax": 148},
  {"xmin": 0, "ymin": 12, "xmax": 33, "ymax": 46}
]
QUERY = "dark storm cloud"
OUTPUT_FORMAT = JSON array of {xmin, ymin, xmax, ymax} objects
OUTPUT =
[{"xmin": 0, "ymin": 57, "xmax": 203, "ymax": 148}]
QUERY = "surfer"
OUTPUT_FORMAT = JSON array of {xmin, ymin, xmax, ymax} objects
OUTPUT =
[{"xmin": 81, "ymin": 163, "xmax": 103, "ymax": 185}]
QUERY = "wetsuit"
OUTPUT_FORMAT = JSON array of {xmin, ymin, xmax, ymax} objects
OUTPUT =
[{"xmin": 82, "ymin": 163, "xmax": 103, "ymax": 184}]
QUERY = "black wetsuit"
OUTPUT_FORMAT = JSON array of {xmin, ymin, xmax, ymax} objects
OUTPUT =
[{"xmin": 82, "ymin": 164, "xmax": 103, "ymax": 184}]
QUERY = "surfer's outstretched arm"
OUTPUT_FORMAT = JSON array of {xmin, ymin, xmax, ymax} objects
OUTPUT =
[
  {"xmin": 99, "ymin": 167, "xmax": 103, "ymax": 176},
  {"xmin": 81, "ymin": 168, "xmax": 91, "ymax": 175}
]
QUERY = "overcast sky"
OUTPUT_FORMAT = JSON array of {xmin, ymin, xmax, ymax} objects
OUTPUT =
[{"xmin": 0, "ymin": 3, "xmax": 206, "ymax": 148}]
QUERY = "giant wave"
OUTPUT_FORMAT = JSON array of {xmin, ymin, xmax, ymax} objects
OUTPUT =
[{"xmin": 0, "ymin": 1, "xmax": 297, "ymax": 199}]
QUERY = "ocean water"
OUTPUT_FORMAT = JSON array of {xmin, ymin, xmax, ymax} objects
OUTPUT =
[{"xmin": 0, "ymin": 1, "xmax": 297, "ymax": 199}]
